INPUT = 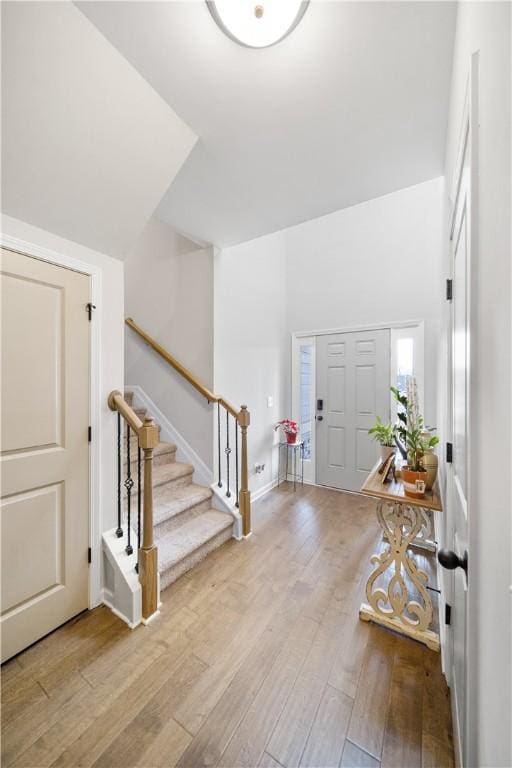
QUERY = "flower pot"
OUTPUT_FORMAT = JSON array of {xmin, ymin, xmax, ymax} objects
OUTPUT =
[
  {"xmin": 421, "ymin": 449, "xmax": 438, "ymax": 490},
  {"xmin": 286, "ymin": 432, "xmax": 298, "ymax": 445},
  {"xmin": 401, "ymin": 467, "xmax": 427, "ymax": 498},
  {"xmin": 380, "ymin": 445, "xmax": 395, "ymax": 463}
]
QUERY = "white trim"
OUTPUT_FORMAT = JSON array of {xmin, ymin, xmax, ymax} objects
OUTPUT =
[
  {"xmin": 251, "ymin": 478, "xmax": 278, "ymax": 502},
  {"xmin": 126, "ymin": 384, "xmax": 213, "ymax": 487},
  {"xmin": 0, "ymin": 232, "xmax": 103, "ymax": 609},
  {"xmin": 293, "ymin": 318, "xmax": 425, "ymax": 339}
]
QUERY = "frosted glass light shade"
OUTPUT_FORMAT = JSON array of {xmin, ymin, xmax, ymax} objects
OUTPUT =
[{"xmin": 206, "ymin": 1, "xmax": 309, "ymax": 48}]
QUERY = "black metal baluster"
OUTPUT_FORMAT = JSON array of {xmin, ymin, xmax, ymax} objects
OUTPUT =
[
  {"xmin": 225, "ymin": 410, "xmax": 231, "ymax": 498},
  {"xmin": 235, "ymin": 422, "xmax": 239, "ymax": 508},
  {"xmin": 116, "ymin": 413, "xmax": 123, "ymax": 538},
  {"xmin": 135, "ymin": 443, "xmax": 141, "ymax": 573},
  {"xmin": 124, "ymin": 425, "xmax": 134, "ymax": 555},
  {"xmin": 217, "ymin": 402, "xmax": 222, "ymax": 487}
]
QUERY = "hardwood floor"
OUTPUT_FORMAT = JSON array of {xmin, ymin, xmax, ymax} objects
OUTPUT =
[{"xmin": 1, "ymin": 484, "xmax": 454, "ymax": 768}]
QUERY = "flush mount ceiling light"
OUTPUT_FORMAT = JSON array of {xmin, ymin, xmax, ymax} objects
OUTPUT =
[{"xmin": 206, "ymin": 1, "xmax": 309, "ymax": 48}]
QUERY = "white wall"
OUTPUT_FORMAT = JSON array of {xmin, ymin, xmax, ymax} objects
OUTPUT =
[
  {"xmin": 125, "ymin": 217, "xmax": 214, "ymax": 469},
  {"xmin": 214, "ymin": 178, "xmax": 443, "ymax": 496},
  {"xmin": 1, "ymin": 213, "xmax": 125, "ymax": 544},
  {"xmin": 441, "ymin": 4, "xmax": 511, "ymax": 766},
  {"xmin": 285, "ymin": 177, "xmax": 444, "ymax": 426},
  {"xmin": 214, "ymin": 232, "xmax": 288, "ymax": 497},
  {"xmin": 1, "ymin": 1, "xmax": 196, "ymax": 259}
]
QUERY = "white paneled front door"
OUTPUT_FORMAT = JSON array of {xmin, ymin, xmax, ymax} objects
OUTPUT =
[
  {"xmin": 1, "ymin": 248, "xmax": 90, "ymax": 662},
  {"xmin": 316, "ymin": 329, "xmax": 390, "ymax": 492}
]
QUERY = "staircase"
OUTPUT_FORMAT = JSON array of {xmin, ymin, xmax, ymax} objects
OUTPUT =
[{"xmin": 124, "ymin": 390, "xmax": 234, "ymax": 591}]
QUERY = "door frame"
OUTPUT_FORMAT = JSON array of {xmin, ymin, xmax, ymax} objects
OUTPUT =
[
  {"xmin": 441, "ymin": 53, "xmax": 479, "ymax": 768},
  {"xmin": 1, "ymin": 232, "xmax": 102, "ymax": 609},
  {"xmin": 291, "ymin": 319, "xmax": 425, "ymax": 487}
]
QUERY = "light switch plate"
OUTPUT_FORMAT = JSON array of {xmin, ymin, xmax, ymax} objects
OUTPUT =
[{"xmin": 267, "ymin": 396, "xmax": 273, "ymax": 408}]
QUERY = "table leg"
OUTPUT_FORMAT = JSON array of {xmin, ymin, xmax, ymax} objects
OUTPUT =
[
  {"xmin": 301, "ymin": 443, "xmax": 304, "ymax": 486},
  {"xmin": 293, "ymin": 447, "xmax": 297, "ymax": 491},
  {"xmin": 359, "ymin": 499, "xmax": 440, "ymax": 651}
]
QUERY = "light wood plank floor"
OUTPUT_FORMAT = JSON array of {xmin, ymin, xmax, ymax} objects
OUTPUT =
[{"xmin": 1, "ymin": 484, "xmax": 454, "ymax": 768}]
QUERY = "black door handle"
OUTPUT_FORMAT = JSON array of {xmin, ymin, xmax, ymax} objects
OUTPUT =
[
  {"xmin": 316, "ymin": 415, "xmax": 323, "ymax": 421},
  {"xmin": 438, "ymin": 548, "xmax": 468, "ymax": 574}
]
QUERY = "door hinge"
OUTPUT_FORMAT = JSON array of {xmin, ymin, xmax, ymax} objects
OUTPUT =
[
  {"xmin": 88, "ymin": 426, "xmax": 92, "ymax": 443},
  {"xmin": 446, "ymin": 279, "xmax": 453, "ymax": 301},
  {"xmin": 88, "ymin": 547, "xmax": 92, "ymax": 564},
  {"xmin": 446, "ymin": 442, "xmax": 453, "ymax": 463},
  {"xmin": 86, "ymin": 303, "xmax": 96, "ymax": 321},
  {"xmin": 445, "ymin": 603, "xmax": 452, "ymax": 626}
]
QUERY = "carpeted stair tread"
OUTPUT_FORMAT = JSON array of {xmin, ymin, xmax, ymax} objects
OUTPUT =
[
  {"xmin": 125, "ymin": 461, "xmax": 193, "ymax": 495},
  {"xmin": 153, "ymin": 484, "xmax": 212, "ymax": 527},
  {"xmin": 158, "ymin": 510, "xmax": 233, "ymax": 571}
]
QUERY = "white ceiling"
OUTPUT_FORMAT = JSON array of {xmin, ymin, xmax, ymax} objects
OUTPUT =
[{"xmin": 78, "ymin": 1, "xmax": 456, "ymax": 247}]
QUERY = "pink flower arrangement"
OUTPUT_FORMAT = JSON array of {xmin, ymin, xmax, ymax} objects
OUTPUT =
[{"xmin": 274, "ymin": 419, "xmax": 299, "ymax": 444}]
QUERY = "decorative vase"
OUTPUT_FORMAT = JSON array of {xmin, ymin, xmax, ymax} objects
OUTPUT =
[
  {"xmin": 380, "ymin": 445, "xmax": 395, "ymax": 462},
  {"xmin": 401, "ymin": 467, "xmax": 427, "ymax": 499},
  {"xmin": 421, "ymin": 449, "xmax": 438, "ymax": 490},
  {"xmin": 286, "ymin": 432, "xmax": 297, "ymax": 445}
]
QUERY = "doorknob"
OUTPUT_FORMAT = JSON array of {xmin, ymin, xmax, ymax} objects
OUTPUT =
[
  {"xmin": 438, "ymin": 548, "xmax": 468, "ymax": 574},
  {"xmin": 316, "ymin": 415, "xmax": 323, "ymax": 421}
]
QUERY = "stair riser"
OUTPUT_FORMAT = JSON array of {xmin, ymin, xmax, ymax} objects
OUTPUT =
[
  {"xmin": 123, "ymin": 449, "xmax": 176, "ymax": 469},
  {"xmin": 159, "ymin": 525, "xmax": 233, "ymax": 591},
  {"xmin": 154, "ymin": 498, "xmax": 212, "ymax": 538}
]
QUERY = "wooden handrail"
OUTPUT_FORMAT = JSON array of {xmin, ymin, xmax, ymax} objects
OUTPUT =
[
  {"xmin": 108, "ymin": 389, "xmax": 159, "ymax": 621},
  {"xmin": 108, "ymin": 390, "xmax": 143, "ymax": 433},
  {"xmin": 125, "ymin": 317, "xmax": 241, "ymax": 419}
]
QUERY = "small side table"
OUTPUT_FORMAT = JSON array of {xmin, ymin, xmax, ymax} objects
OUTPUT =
[
  {"xmin": 359, "ymin": 460, "xmax": 442, "ymax": 651},
  {"xmin": 277, "ymin": 441, "xmax": 304, "ymax": 490}
]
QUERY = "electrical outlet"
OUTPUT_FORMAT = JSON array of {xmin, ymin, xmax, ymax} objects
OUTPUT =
[
  {"xmin": 267, "ymin": 396, "xmax": 273, "ymax": 408},
  {"xmin": 254, "ymin": 463, "xmax": 266, "ymax": 474}
]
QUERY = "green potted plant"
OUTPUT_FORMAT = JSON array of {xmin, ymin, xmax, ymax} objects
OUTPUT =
[{"xmin": 368, "ymin": 417, "xmax": 395, "ymax": 462}]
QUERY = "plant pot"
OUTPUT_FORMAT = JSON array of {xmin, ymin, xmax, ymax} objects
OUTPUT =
[
  {"xmin": 380, "ymin": 445, "xmax": 395, "ymax": 462},
  {"xmin": 286, "ymin": 432, "xmax": 298, "ymax": 445},
  {"xmin": 401, "ymin": 467, "xmax": 427, "ymax": 498},
  {"xmin": 421, "ymin": 449, "xmax": 438, "ymax": 490}
]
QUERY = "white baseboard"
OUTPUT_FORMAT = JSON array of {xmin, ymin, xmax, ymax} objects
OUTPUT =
[
  {"xmin": 126, "ymin": 384, "xmax": 213, "ymax": 487},
  {"xmin": 252, "ymin": 477, "xmax": 279, "ymax": 502}
]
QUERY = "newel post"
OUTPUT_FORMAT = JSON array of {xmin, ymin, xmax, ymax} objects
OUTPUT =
[
  {"xmin": 238, "ymin": 405, "xmax": 251, "ymax": 537},
  {"xmin": 138, "ymin": 415, "xmax": 160, "ymax": 622}
]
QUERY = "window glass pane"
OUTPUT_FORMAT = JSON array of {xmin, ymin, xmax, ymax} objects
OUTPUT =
[
  {"xmin": 299, "ymin": 344, "xmax": 313, "ymax": 460},
  {"xmin": 396, "ymin": 337, "xmax": 414, "ymax": 395}
]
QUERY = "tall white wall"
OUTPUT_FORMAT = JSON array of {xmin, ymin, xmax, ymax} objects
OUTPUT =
[
  {"xmin": 441, "ymin": 4, "xmax": 511, "ymax": 766},
  {"xmin": 125, "ymin": 217, "xmax": 214, "ymax": 468},
  {"xmin": 214, "ymin": 178, "xmax": 444, "ymax": 496},
  {"xmin": 1, "ymin": 214, "xmax": 124, "ymax": 537},
  {"xmin": 285, "ymin": 178, "xmax": 444, "ymax": 425},
  {"xmin": 214, "ymin": 232, "xmax": 288, "ymax": 497}
]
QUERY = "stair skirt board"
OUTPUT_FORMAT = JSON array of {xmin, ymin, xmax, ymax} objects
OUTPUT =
[{"xmin": 105, "ymin": 388, "xmax": 236, "ymax": 624}]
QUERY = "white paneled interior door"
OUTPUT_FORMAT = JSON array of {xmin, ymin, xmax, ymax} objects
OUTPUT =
[
  {"xmin": 316, "ymin": 329, "xmax": 390, "ymax": 491},
  {"xmin": 1, "ymin": 248, "xmax": 90, "ymax": 662}
]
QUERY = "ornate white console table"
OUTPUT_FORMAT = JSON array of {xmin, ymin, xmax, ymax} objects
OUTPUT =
[{"xmin": 359, "ymin": 462, "xmax": 442, "ymax": 651}]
